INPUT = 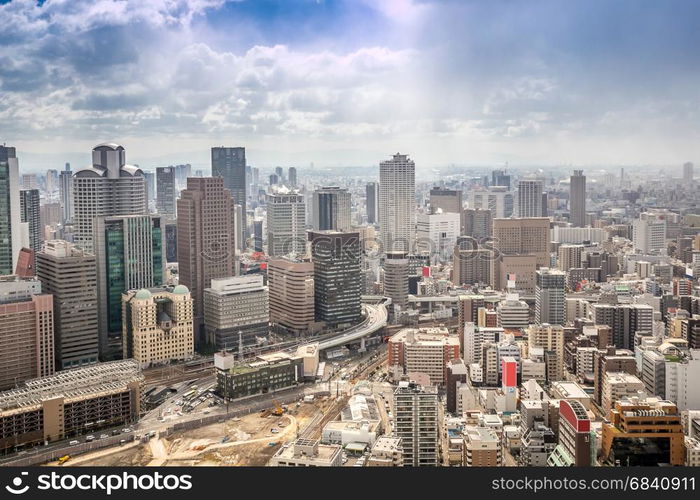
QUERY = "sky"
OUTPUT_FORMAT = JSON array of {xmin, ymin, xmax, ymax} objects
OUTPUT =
[{"xmin": 1, "ymin": 0, "xmax": 699, "ymax": 171}]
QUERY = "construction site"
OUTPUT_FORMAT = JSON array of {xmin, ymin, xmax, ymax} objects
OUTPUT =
[{"xmin": 54, "ymin": 395, "xmax": 344, "ymax": 467}]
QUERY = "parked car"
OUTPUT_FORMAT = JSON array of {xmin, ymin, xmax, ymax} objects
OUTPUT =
[{"xmin": 69, "ymin": 440, "xmax": 79, "ymax": 446}]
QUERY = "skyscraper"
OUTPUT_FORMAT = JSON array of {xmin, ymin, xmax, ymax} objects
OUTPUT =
[
  {"xmin": 19, "ymin": 189, "xmax": 41, "ymax": 264},
  {"xmin": 72, "ymin": 143, "xmax": 147, "ymax": 253},
  {"xmin": 177, "ymin": 177, "xmax": 237, "ymax": 347},
  {"xmin": 0, "ymin": 145, "xmax": 22, "ymax": 275},
  {"xmin": 569, "ymin": 170, "xmax": 586, "ymax": 227},
  {"xmin": 535, "ymin": 268, "xmax": 566, "ymax": 326},
  {"xmin": 429, "ymin": 187, "xmax": 462, "ymax": 214},
  {"xmin": 266, "ymin": 187, "xmax": 306, "ymax": 257},
  {"xmin": 379, "ymin": 153, "xmax": 415, "ymax": 253},
  {"xmin": 491, "ymin": 169, "xmax": 511, "ymax": 189},
  {"xmin": 59, "ymin": 163, "xmax": 73, "ymax": 224},
  {"xmin": 366, "ymin": 182, "xmax": 379, "ymax": 224},
  {"xmin": 268, "ymin": 258, "xmax": 316, "ymax": 336},
  {"xmin": 309, "ymin": 230, "xmax": 362, "ymax": 327},
  {"xmin": 36, "ymin": 240, "xmax": 99, "ymax": 370},
  {"xmin": 211, "ymin": 147, "xmax": 246, "ymax": 250},
  {"xmin": 94, "ymin": 214, "xmax": 165, "ymax": 359},
  {"xmin": 683, "ymin": 162, "xmax": 694, "ymax": 185},
  {"xmin": 470, "ymin": 186, "xmax": 514, "ymax": 218},
  {"xmin": 156, "ymin": 166, "xmax": 177, "ymax": 219},
  {"xmin": 143, "ymin": 171, "xmax": 156, "ymax": 206},
  {"xmin": 312, "ymin": 186, "xmax": 351, "ymax": 232},
  {"xmin": 288, "ymin": 167, "xmax": 297, "ymax": 187},
  {"xmin": 517, "ymin": 178, "xmax": 544, "ymax": 217}
]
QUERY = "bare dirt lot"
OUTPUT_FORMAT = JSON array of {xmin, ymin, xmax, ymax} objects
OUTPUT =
[{"xmin": 59, "ymin": 399, "xmax": 330, "ymax": 467}]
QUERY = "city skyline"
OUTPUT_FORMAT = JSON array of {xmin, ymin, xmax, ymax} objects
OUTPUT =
[{"xmin": 2, "ymin": 0, "xmax": 700, "ymax": 171}]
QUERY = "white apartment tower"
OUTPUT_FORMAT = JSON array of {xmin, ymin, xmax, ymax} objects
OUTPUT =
[{"xmin": 379, "ymin": 153, "xmax": 415, "ymax": 253}]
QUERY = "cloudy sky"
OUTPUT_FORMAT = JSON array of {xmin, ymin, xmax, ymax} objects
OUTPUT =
[{"xmin": 2, "ymin": 0, "xmax": 699, "ymax": 171}]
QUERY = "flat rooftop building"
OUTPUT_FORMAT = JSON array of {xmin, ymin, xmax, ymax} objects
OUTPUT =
[{"xmin": 0, "ymin": 359, "xmax": 142, "ymax": 452}]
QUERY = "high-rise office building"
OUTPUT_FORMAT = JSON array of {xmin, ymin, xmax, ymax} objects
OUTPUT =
[
  {"xmin": 211, "ymin": 147, "xmax": 246, "ymax": 250},
  {"xmin": 309, "ymin": 230, "xmax": 362, "ymax": 328},
  {"xmin": 72, "ymin": 143, "xmax": 147, "ymax": 253},
  {"xmin": 470, "ymin": 186, "xmax": 514, "ymax": 218},
  {"xmin": 45, "ymin": 169, "xmax": 58, "ymax": 195},
  {"xmin": 172, "ymin": 163, "xmax": 192, "ymax": 191},
  {"xmin": 569, "ymin": 170, "xmax": 586, "ymax": 227},
  {"xmin": 288, "ymin": 167, "xmax": 297, "ymax": 187},
  {"xmin": 122, "ymin": 286, "xmax": 194, "ymax": 367},
  {"xmin": 592, "ymin": 303, "xmax": 653, "ymax": 350},
  {"xmin": 0, "ymin": 275, "xmax": 54, "ymax": 390},
  {"xmin": 266, "ymin": 188, "xmax": 306, "ymax": 257},
  {"xmin": 366, "ymin": 182, "xmax": 379, "ymax": 224},
  {"xmin": 268, "ymin": 258, "xmax": 316, "ymax": 336},
  {"xmin": 59, "ymin": 163, "xmax": 73, "ymax": 224},
  {"xmin": 491, "ymin": 169, "xmax": 511, "ymax": 189},
  {"xmin": 517, "ymin": 178, "xmax": 544, "ymax": 217},
  {"xmin": 94, "ymin": 214, "xmax": 165, "ymax": 360},
  {"xmin": 155, "ymin": 166, "xmax": 177, "ymax": 219},
  {"xmin": 463, "ymin": 208, "xmax": 493, "ymax": 240},
  {"xmin": 535, "ymin": 268, "xmax": 566, "ymax": 326},
  {"xmin": 21, "ymin": 174, "xmax": 38, "ymax": 190},
  {"xmin": 429, "ymin": 187, "xmax": 462, "ymax": 215},
  {"xmin": 416, "ymin": 211, "xmax": 461, "ymax": 259},
  {"xmin": 393, "ymin": 382, "xmax": 439, "ymax": 467},
  {"xmin": 312, "ymin": 186, "xmax": 351, "ymax": 232},
  {"xmin": 683, "ymin": 162, "xmax": 694, "ymax": 186},
  {"xmin": 492, "ymin": 217, "xmax": 550, "ymax": 268},
  {"xmin": 379, "ymin": 153, "xmax": 415, "ymax": 253},
  {"xmin": 383, "ymin": 251, "xmax": 409, "ymax": 309},
  {"xmin": 204, "ymin": 275, "xmax": 269, "ymax": 352},
  {"xmin": 19, "ymin": 189, "xmax": 42, "ymax": 266},
  {"xmin": 633, "ymin": 213, "xmax": 667, "ymax": 254},
  {"xmin": 143, "ymin": 171, "xmax": 156, "ymax": 206},
  {"xmin": 558, "ymin": 244, "xmax": 583, "ymax": 272},
  {"xmin": 177, "ymin": 177, "xmax": 237, "ymax": 347},
  {"xmin": 0, "ymin": 145, "xmax": 22, "ymax": 276},
  {"xmin": 36, "ymin": 240, "xmax": 99, "ymax": 370},
  {"xmin": 452, "ymin": 244, "xmax": 492, "ymax": 287}
]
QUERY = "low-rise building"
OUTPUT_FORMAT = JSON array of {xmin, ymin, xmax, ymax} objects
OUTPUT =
[
  {"xmin": 367, "ymin": 436, "xmax": 403, "ymax": 466},
  {"xmin": 121, "ymin": 286, "xmax": 194, "ymax": 368},
  {"xmin": 463, "ymin": 426, "xmax": 503, "ymax": 466},
  {"xmin": 0, "ymin": 360, "xmax": 142, "ymax": 452},
  {"xmin": 215, "ymin": 351, "xmax": 303, "ymax": 400},
  {"xmin": 269, "ymin": 438, "xmax": 342, "ymax": 467}
]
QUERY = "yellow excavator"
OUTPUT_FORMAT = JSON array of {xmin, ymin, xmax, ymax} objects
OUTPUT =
[{"xmin": 271, "ymin": 400, "xmax": 284, "ymax": 416}]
